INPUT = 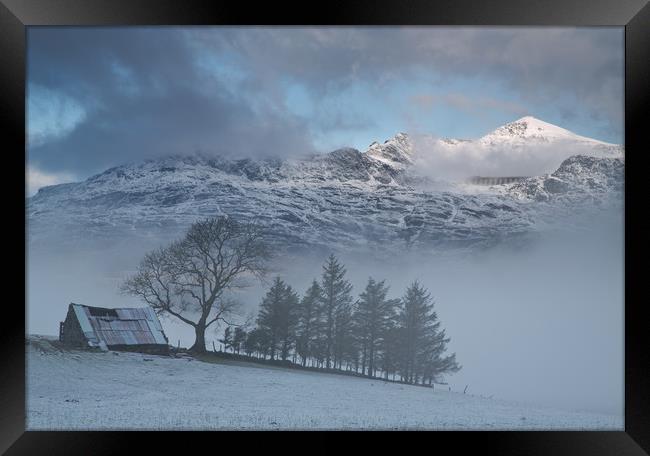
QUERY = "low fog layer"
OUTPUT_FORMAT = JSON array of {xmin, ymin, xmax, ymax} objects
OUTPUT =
[
  {"xmin": 409, "ymin": 135, "xmax": 619, "ymax": 181},
  {"xmin": 27, "ymin": 206, "xmax": 623, "ymax": 417}
]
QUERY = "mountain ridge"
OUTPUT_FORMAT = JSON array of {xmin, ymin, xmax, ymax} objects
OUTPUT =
[{"xmin": 27, "ymin": 117, "xmax": 624, "ymax": 256}]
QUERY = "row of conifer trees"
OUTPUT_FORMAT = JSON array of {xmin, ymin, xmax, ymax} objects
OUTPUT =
[{"xmin": 218, "ymin": 255, "xmax": 461, "ymax": 385}]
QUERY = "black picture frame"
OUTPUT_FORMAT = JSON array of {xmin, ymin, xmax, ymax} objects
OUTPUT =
[{"xmin": 2, "ymin": 0, "xmax": 648, "ymax": 453}]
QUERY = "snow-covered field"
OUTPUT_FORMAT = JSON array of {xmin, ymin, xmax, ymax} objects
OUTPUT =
[{"xmin": 27, "ymin": 336, "xmax": 623, "ymax": 430}]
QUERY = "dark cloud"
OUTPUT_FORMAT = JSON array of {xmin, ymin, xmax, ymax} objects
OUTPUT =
[
  {"xmin": 28, "ymin": 27, "xmax": 315, "ymax": 175},
  {"xmin": 28, "ymin": 27, "xmax": 623, "ymax": 177},
  {"xmin": 411, "ymin": 93, "xmax": 529, "ymax": 119},
  {"xmin": 190, "ymin": 27, "xmax": 623, "ymax": 117}
]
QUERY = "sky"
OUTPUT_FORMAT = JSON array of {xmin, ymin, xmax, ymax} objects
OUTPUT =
[{"xmin": 27, "ymin": 26, "xmax": 624, "ymax": 195}]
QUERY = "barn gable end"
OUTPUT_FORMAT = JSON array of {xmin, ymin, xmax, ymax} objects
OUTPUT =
[{"xmin": 59, "ymin": 305, "xmax": 87, "ymax": 348}]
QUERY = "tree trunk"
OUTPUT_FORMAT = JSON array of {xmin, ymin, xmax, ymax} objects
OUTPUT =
[{"xmin": 189, "ymin": 323, "xmax": 206, "ymax": 353}]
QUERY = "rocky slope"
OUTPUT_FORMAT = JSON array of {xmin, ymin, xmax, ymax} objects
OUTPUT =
[{"xmin": 27, "ymin": 117, "xmax": 624, "ymax": 256}]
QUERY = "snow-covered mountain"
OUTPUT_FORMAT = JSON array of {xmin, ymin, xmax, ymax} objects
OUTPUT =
[
  {"xmin": 476, "ymin": 116, "xmax": 620, "ymax": 151},
  {"xmin": 27, "ymin": 117, "xmax": 624, "ymax": 256},
  {"xmin": 356, "ymin": 116, "xmax": 623, "ymax": 186},
  {"xmin": 507, "ymin": 154, "xmax": 625, "ymax": 203}
]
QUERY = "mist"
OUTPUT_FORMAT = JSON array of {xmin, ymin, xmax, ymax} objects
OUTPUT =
[
  {"xmin": 27, "ymin": 202, "xmax": 623, "ymax": 417},
  {"xmin": 408, "ymin": 134, "xmax": 620, "ymax": 181},
  {"xmin": 265, "ymin": 207, "xmax": 624, "ymax": 416}
]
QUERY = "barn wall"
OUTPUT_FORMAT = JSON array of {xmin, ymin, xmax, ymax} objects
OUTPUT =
[
  {"xmin": 60, "ymin": 306, "xmax": 87, "ymax": 348},
  {"xmin": 107, "ymin": 344, "xmax": 170, "ymax": 356}
]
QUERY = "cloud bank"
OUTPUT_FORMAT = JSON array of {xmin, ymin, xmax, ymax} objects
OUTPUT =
[
  {"xmin": 27, "ymin": 27, "xmax": 623, "ymax": 187},
  {"xmin": 409, "ymin": 135, "xmax": 618, "ymax": 181}
]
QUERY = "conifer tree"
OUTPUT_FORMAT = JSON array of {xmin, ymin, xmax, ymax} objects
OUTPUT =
[
  {"xmin": 218, "ymin": 326, "xmax": 233, "ymax": 352},
  {"xmin": 398, "ymin": 281, "xmax": 460, "ymax": 383},
  {"xmin": 332, "ymin": 298, "xmax": 354, "ymax": 370},
  {"xmin": 319, "ymin": 255, "xmax": 353, "ymax": 369},
  {"xmin": 354, "ymin": 278, "xmax": 399, "ymax": 377},
  {"xmin": 243, "ymin": 328, "xmax": 258, "ymax": 357},
  {"xmin": 244, "ymin": 327, "xmax": 269, "ymax": 358},
  {"xmin": 232, "ymin": 327, "xmax": 247, "ymax": 354},
  {"xmin": 256, "ymin": 277, "xmax": 298, "ymax": 361},
  {"xmin": 279, "ymin": 285, "xmax": 299, "ymax": 361},
  {"xmin": 379, "ymin": 324, "xmax": 402, "ymax": 380},
  {"xmin": 296, "ymin": 280, "xmax": 323, "ymax": 366}
]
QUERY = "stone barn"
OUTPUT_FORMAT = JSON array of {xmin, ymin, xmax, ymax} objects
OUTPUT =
[{"xmin": 59, "ymin": 303, "xmax": 169, "ymax": 355}]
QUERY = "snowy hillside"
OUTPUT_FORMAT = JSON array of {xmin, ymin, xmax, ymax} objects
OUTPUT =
[
  {"xmin": 26, "ymin": 336, "xmax": 622, "ymax": 430},
  {"xmin": 26, "ymin": 117, "xmax": 624, "ymax": 255},
  {"xmin": 476, "ymin": 116, "xmax": 621, "ymax": 152},
  {"xmin": 507, "ymin": 154, "xmax": 625, "ymax": 203}
]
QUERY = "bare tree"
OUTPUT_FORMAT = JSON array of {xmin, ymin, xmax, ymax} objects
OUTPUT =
[{"xmin": 121, "ymin": 217, "xmax": 270, "ymax": 353}]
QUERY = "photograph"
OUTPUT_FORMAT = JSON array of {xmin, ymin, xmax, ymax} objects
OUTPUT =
[{"xmin": 25, "ymin": 26, "xmax": 625, "ymax": 431}]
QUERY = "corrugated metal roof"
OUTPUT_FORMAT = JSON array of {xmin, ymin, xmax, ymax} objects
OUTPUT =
[
  {"xmin": 72, "ymin": 304, "xmax": 93, "ymax": 334},
  {"xmin": 145, "ymin": 319, "xmax": 168, "ymax": 345},
  {"xmin": 71, "ymin": 303, "xmax": 168, "ymax": 348}
]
